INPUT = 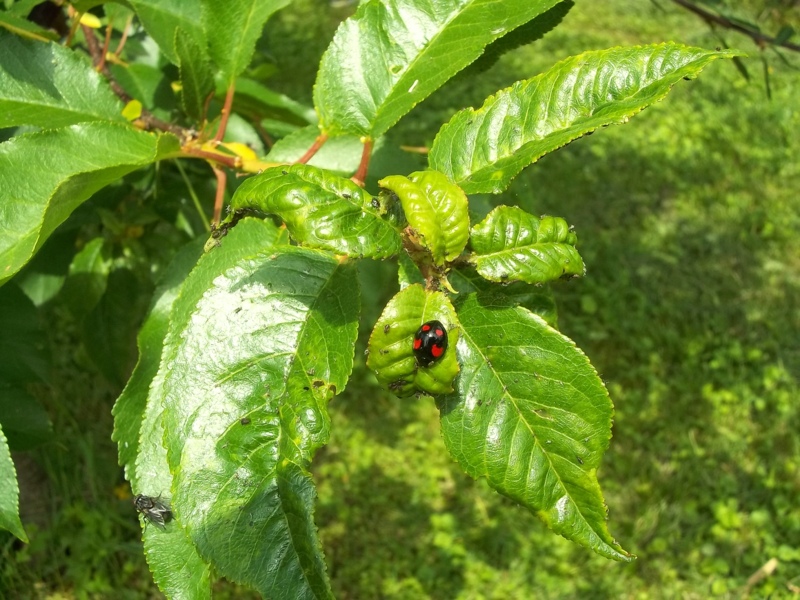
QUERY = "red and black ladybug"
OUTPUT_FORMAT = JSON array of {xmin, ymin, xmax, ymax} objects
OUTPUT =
[{"xmin": 413, "ymin": 320, "xmax": 448, "ymax": 367}]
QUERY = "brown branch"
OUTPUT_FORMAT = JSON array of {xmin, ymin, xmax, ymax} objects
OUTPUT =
[
  {"xmin": 213, "ymin": 84, "xmax": 236, "ymax": 144},
  {"xmin": 351, "ymin": 139, "xmax": 374, "ymax": 187},
  {"xmin": 670, "ymin": 0, "xmax": 800, "ymax": 52},
  {"xmin": 296, "ymin": 133, "xmax": 329, "ymax": 164},
  {"xmin": 81, "ymin": 24, "xmax": 186, "ymax": 136},
  {"xmin": 97, "ymin": 22, "xmax": 113, "ymax": 72}
]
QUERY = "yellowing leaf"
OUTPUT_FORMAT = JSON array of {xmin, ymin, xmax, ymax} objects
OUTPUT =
[
  {"xmin": 79, "ymin": 13, "xmax": 102, "ymax": 28},
  {"xmin": 121, "ymin": 100, "xmax": 143, "ymax": 121},
  {"xmin": 220, "ymin": 142, "xmax": 256, "ymax": 161}
]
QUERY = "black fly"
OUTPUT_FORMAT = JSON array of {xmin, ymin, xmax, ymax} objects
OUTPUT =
[{"xmin": 133, "ymin": 494, "xmax": 173, "ymax": 529}]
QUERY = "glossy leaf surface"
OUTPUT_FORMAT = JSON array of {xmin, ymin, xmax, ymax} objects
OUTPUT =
[
  {"xmin": 135, "ymin": 223, "xmax": 287, "ymax": 598},
  {"xmin": 367, "ymin": 284, "xmax": 459, "ymax": 397},
  {"xmin": 230, "ymin": 164, "xmax": 402, "ymax": 258},
  {"xmin": 202, "ymin": 0, "xmax": 291, "ymax": 85},
  {"xmin": 314, "ymin": 0, "xmax": 563, "ymax": 137},
  {"xmin": 470, "ymin": 206, "xmax": 583, "ymax": 284},
  {"xmin": 160, "ymin": 245, "xmax": 358, "ymax": 598},
  {"xmin": 0, "ymin": 123, "xmax": 180, "ymax": 285},
  {"xmin": 448, "ymin": 266, "xmax": 558, "ymax": 328},
  {"xmin": 132, "ymin": 222, "xmax": 288, "ymax": 599},
  {"xmin": 430, "ymin": 43, "xmax": 739, "ymax": 193},
  {"xmin": 379, "ymin": 170, "xmax": 469, "ymax": 266},
  {"xmin": 0, "ymin": 425, "xmax": 26, "ymax": 542},
  {"xmin": 438, "ymin": 293, "xmax": 631, "ymax": 561},
  {"xmin": 0, "ymin": 30, "xmax": 123, "ymax": 128}
]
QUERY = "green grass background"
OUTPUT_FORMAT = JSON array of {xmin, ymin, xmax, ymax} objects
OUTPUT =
[{"xmin": 2, "ymin": 0, "xmax": 799, "ymax": 598}]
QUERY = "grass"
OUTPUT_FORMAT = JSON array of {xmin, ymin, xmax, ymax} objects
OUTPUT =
[{"xmin": 2, "ymin": 0, "xmax": 799, "ymax": 598}]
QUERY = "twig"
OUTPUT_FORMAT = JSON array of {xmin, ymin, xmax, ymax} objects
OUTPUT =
[
  {"xmin": 351, "ymin": 139, "xmax": 373, "ymax": 186},
  {"xmin": 213, "ymin": 84, "xmax": 236, "ymax": 144},
  {"xmin": 113, "ymin": 15, "xmax": 133, "ymax": 57},
  {"xmin": 670, "ymin": 0, "xmax": 800, "ymax": 52},
  {"xmin": 97, "ymin": 22, "xmax": 113, "ymax": 72},
  {"xmin": 81, "ymin": 24, "xmax": 185, "ymax": 136},
  {"xmin": 212, "ymin": 167, "xmax": 228, "ymax": 224},
  {"xmin": 296, "ymin": 133, "xmax": 329, "ymax": 164}
]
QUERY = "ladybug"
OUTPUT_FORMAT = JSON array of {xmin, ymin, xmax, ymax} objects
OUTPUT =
[
  {"xmin": 133, "ymin": 494, "xmax": 172, "ymax": 529},
  {"xmin": 413, "ymin": 320, "xmax": 448, "ymax": 367}
]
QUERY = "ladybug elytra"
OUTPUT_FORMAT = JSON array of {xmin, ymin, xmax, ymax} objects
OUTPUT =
[{"xmin": 413, "ymin": 320, "xmax": 448, "ymax": 367}]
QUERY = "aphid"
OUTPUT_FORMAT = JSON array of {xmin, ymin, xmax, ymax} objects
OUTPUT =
[
  {"xmin": 413, "ymin": 320, "xmax": 448, "ymax": 367},
  {"xmin": 133, "ymin": 494, "xmax": 172, "ymax": 529}
]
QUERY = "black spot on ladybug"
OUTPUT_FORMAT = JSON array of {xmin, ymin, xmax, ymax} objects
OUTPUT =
[
  {"xmin": 413, "ymin": 320, "xmax": 448, "ymax": 367},
  {"xmin": 240, "ymin": 417, "xmax": 251, "ymax": 425}
]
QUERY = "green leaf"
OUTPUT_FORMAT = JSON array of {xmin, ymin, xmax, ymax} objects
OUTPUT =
[
  {"xmin": 230, "ymin": 164, "xmax": 403, "ymax": 258},
  {"xmin": 379, "ymin": 170, "xmax": 469, "ymax": 266},
  {"xmin": 112, "ymin": 238, "xmax": 205, "ymax": 483},
  {"xmin": 233, "ymin": 78, "xmax": 316, "ymax": 126},
  {"xmin": 0, "ymin": 30, "xmax": 123, "ymax": 128},
  {"xmin": 0, "ymin": 424, "xmax": 27, "ymax": 542},
  {"xmin": 60, "ymin": 237, "xmax": 111, "ymax": 320},
  {"xmin": 159, "ymin": 245, "xmax": 359, "ymax": 598},
  {"xmin": 430, "ymin": 43, "xmax": 740, "ymax": 193},
  {"xmin": 0, "ymin": 9, "xmax": 59, "ymax": 41},
  {"xmin": 175, "ymin": 29, "xmax": 215, "ymax": 122},
  {"xmin": 367, "ymin": 284, "xmax": 459, "ymax": 397},
  {"xmin": 202, "ymin": 0, "xmax": 291, "ymax": 86},
  {"xmin": 128, "ymin": 0, "xmax": 205, "ymax": 65},
  {"xmin": 0, "ymin": 283, "xmax": 49, "ymax": 384},
  {"xmin": 109, "ymin": 63, "xmax": 175, "ymax": 114},
  {"xmin": 470, "ymin": 206, "xmax": 583, "ymax": 284},
  {"xmin": 130, "ymin": 221, "xmax": 287, "ymax": 599},
  {"xmin": 438, "ymin": 293, "xmax": 631, "ymax": 561},
  {"xmin": 82, "ymin": 268, "xmax": 145, "ymax": 385},
  {"xmin": 0, "ymin": 383, "xmax": 51, "ymax": 451},
  {"xmin": 0, "ymin": 123, "xmax": 180, "ymax": 285},
  {"xmin": 464, "ymin": 0, "xmax": 574, "ymax": 75},
  {"xmin": 314, "ymin": 0, "xmax": 564, "ymax": 138},
  {"xmin": 448, "ymin": 266, "xmax": 558, "ymax": 328}
]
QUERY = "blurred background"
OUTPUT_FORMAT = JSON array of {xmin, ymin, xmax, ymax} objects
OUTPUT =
[{"xmin": 1, "ymin": 0, "xmax": 798, "ymax": 597}]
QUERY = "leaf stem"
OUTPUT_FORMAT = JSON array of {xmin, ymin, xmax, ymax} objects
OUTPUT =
[
  {"xmin": 175, "ymin": 160, "xmax": 211, "ymax": 232},
  {"xmin": 351, "ymin": 139, "xmax": 374, "ymax": 186},
  {"xmin": 97, "ymin": 22, "xmax": 113, "ymax": 72},
  {"xmin": 113, "ymin": 15, "xmax": 133, "ymax": 56},
  {"xmin": 296, "ymin": 134, "xmax": 329, "ymax": 164},
  {"xmin": 181, "ymin": 147, "xmax": 240, "ymax": 169},
  {"xmin": 212, "ymin": 167, "xmax": 228, "ymax": 225},
  {"xmin": 213, "ymin": 84, "xmax": 236, "ymax": 144}
]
